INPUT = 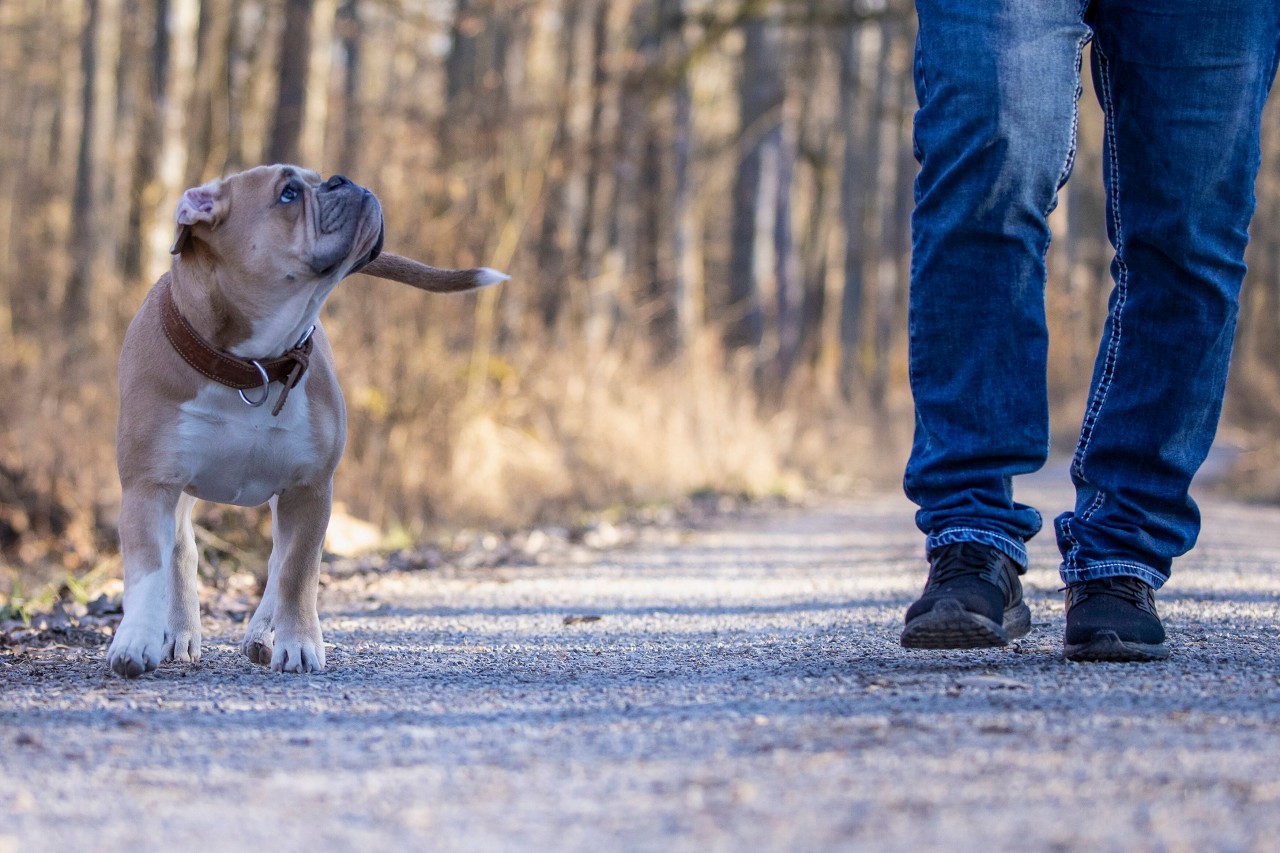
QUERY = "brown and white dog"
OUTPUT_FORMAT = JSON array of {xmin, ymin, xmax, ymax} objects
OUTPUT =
[{"xmin": 108, "ymin": 164, "xmax": 505, "ymax": 677}]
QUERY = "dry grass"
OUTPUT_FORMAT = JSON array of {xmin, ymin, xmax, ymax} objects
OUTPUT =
[
  {"xmin": 333, "ymin": 317, "xmax": 893, "ymax": 533},
  {"xmin": 0, "ymin": 297, "xmax": 894, "ymax": 604}
]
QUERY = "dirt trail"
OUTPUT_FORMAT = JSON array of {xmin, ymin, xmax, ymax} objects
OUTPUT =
[{"xmin": 2, "ymin": 482, "xmax": 1280, "ymax": 851}]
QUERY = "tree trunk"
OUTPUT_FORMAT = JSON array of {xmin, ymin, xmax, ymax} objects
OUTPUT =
[
  {"xmin": 335, "ymin": 0, "xmax": 363, "ymax": 176},
  {"xmin": 64, "ymin": 0, "xmax": 99, "ymax": 332},
  {"xmin": 122, "ymin": 0, "xmax": 165, "ymax": 284},
  {"xmin": 446, "ymin": 0, "xmax": 479, "ymax": 106},
  {"xmin": 444, "ymin": 0, "xmax": 510, "ymax": 156},
  {"xmin": 670, "ymin": 77, "xmax": 696, "ymax": 352},
  {"xmin": 837, "ymin": 21, "xmax": 879, "ymax": 402},
  {"xmin": 576, "ymin": 0, "xmax": 622, "ymax": 346},
  {"xmin": 301, "ymin": 0, "xmax": 339, "ymax": 167},
  {"xmin": 186, "ymin": 0, "xmax": 237, "ymax": 184},
  {"xmin": 771, "ymin": 95, "xmax": 800, "ymax": 388},
  {"xmin": 793, "ymin": 5, "xmax": 834, "ymax": 376},
  {"xmin": 724, "ymin": 17, "xmax": 784, "ymax": 358},
  {"xmin": 534, "ymin": 0, "xmax": 585, "ymax": 333},
  {"xmin": 144, "ymin": 0, "xmax": 199, "ymax": 286},
  {"xmin": 268, "ymin": 0, "xmax": 314, "ymax": 165},
  {"xmin": 636, "ymin": 0, "xmax": 692, "ymax": 363},
  {"xmin": 870, "ymin": 21, "xmax": 902, "ymax": 410}
]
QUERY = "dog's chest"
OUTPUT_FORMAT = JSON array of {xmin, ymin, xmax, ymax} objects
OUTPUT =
[{"xmin": 175, "ymin": 383, "xmax": 329, "ymax": 507}]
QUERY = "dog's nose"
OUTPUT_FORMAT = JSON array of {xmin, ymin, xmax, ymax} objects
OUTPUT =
[{"xmin": 324, "ymin": 175, "xmax": 351, "ymax": 191}]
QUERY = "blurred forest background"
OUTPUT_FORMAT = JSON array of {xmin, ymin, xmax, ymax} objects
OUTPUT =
[{"xmin": 4, "ymin": 0, "xmax": 1280, "ymax": 596}]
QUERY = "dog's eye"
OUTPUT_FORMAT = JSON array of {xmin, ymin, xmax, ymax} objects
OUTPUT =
[{"xmin": 279, "ymin": 185, "xmax": 299, "ymax": 205}]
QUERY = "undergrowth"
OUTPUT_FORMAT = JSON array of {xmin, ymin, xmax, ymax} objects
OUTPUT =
[{"xmin": 0, "ymin": 314, "xmax": 907, "ymax": 608}]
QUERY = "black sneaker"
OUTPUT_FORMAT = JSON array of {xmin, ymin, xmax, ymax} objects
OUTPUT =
[
  {"xmin": 1063, "ymin": 576, "xmax": 1169, "ymax": 662},
  {"xmin": 900, "ymin": 542, "xmax": 1032, "ymax": 649}
]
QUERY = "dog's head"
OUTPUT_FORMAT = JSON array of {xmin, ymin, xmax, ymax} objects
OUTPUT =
[{"xmin": 170, "ymin": 164, "xmax": 384, "ymax": 283}]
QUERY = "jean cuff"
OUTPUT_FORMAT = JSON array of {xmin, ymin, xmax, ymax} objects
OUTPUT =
[
  {"xmin": 925, "ymin": 527, "xmax": 1028, "ymax": 573},
  {"xmin": 1059, "ymin": 560, "xmax": 1167, "ymax": 591}
]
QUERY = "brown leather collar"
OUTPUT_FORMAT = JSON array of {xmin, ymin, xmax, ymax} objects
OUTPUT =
[{"xmin": 159, "ymin": 279, "xmax": 314, "ymax": 416}]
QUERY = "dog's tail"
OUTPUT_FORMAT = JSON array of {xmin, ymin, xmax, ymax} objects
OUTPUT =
[{"xmin": 358, "ymin": 253, "xmax": 508, "ymax": 294}]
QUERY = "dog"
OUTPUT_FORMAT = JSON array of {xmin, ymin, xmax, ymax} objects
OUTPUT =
[{"xmin": 108, "ymin": 164, "xmax": 506, "ymax": 677}]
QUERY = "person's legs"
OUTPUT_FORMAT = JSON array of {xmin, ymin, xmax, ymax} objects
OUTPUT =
[
  {"xmin": 1055, "ymin": 0, "xmax": 1279, "ymax": 659},
  {"xmin": 902, "ymin": 0, "xmax": 1091, "ymax": 646},
  {"xmin": 906, "ymin": 0, "xmax": 1092, "ymax": 565}
]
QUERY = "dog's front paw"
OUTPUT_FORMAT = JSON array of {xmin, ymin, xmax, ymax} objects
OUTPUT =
[
  {"xmin": 270, "ymin": 621, "xmax": 326, "ymax": 673},
  {"xmin": 108, "ymin": 619, "xmax": 165, "ymax": 678},
  {"xmin": 241, "ymin": 633, "xmax": 273, "ymax": 666},
  {"xmin": 241, "ymin": 613, "xmax": 275, "ymax": 666},
  {"xmin": 163, "ymin": 626, "xmax": 202, "ymax": 664}
]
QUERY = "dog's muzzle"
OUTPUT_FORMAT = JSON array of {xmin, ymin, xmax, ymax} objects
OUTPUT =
[
  {"xmin": 311, "ymin": 175, "xmax": 383, "ymax": 276},
  {"xmin": 318, "ymin": 175, "xmax": 358, "ymax": 235}
]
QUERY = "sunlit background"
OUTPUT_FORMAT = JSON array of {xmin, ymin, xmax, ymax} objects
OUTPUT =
[{"xmin": 2, "ymin": 0, "xmax": 1279, "ymax": 601}]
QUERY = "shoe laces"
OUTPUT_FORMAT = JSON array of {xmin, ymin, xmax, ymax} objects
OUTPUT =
[
  {"xmin": 1066, "ymin": 576, "xmax": 1153, "ymax": 608},
  {"xmin": 928, "ymin": 543, "xmax": 997, "ymax": 585}
]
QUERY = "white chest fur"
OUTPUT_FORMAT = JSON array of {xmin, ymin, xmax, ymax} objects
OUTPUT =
[{"xmin": 174, "ymin": 380, "xmax": 325, "ymax": 507}]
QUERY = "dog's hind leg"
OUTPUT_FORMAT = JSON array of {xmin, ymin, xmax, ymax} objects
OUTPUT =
[
  {"xmin": 241, "ymin": 494, "xmax": 283, "ymax": 666},
  {"xmin": 163, "ymin": 492, "xmax": 202, "ymax": 663},
  {"xmin": 108, "ymin": 485, "xmax": 180, "ymax": 677}
]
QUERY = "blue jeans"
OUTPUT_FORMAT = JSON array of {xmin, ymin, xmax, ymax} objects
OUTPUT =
[{"xmin": 904, "ymin": 0, "xmax": 1280, "ymax": 589}]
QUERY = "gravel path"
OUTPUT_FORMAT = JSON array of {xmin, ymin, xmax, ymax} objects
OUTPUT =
[{"xmin": 3, "ymin": 478, "xmax": 1280, "ymax": 852}]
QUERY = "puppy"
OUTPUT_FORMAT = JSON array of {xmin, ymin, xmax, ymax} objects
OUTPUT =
[{"xmin": 108, "ymin": 164, "xmax": 505, "ymax": 677}]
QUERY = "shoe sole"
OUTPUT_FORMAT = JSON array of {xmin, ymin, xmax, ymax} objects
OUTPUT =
[
  {"xmin": 1064, "ymin": 630, "xmax": 1170, "ymax": 662},
  {"xmin": 900, "ymin": 598, "xmax": 1032, "ymax": 649}
]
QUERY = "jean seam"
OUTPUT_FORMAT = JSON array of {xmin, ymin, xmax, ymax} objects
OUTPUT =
[
  {"xmin": 1035, "ymin": 31, "xmax": 1090, "ymax": 316},
  {"xmin": 1268, "ymin": 28, "xmax": 1280, "ymax": 93},
  {"xmin": 1060, "ymin": 560, "xmax": 1166, "ymax": 591},
  {"xmin": 914, "ymin": 34, "xmax": 928, "ymax": 107},
  {"xmin": 1063, "ymin": 38, "xmax": 1125, "ymax": 572},
  {"xmin": 1053, "ymin": 33, "xmax": 1090, "ymax": 197},
  {"xmin": 927, "ymin": 527, "xmax": 1028, "ymax": 567}
]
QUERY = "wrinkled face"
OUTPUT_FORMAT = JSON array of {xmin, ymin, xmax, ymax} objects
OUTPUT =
[{"xmin": 172, "ymin": 164, "xmax": 385, "ymax": 289}]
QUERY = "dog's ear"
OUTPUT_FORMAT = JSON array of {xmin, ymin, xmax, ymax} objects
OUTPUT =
[{"xmin": 170, "ymin": 180, "xmax": 226, "ymax": 255}]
